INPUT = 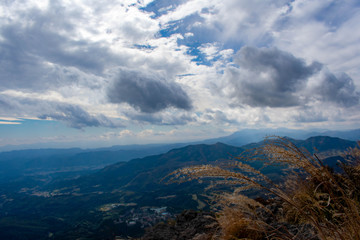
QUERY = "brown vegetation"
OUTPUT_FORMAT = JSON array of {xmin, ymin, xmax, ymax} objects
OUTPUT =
[{"xmin": 167, "ymin": 137, "xmax": 360, "ymax": 240}]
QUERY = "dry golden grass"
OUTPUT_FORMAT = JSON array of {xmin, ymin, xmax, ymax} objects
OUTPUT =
[{"xmin": 166, "ymin": 137, "xmax": 360, "ymax": 240}]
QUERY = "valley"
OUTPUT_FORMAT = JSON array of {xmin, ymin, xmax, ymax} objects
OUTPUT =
[{"xmin": 0, "ymin": 132, "xmax": 358, "ymax": 239}]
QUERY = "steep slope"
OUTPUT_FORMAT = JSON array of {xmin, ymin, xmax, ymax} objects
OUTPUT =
[
  {"xmin": 51, "ymin": 142, "xmax": 244, "ymax": 193},
  {"xmin": 48, "ymin": 136, "xmax": 357, "ymax": 195}
]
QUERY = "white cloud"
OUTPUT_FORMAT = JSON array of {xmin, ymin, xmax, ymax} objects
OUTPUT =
[
  {"xmin": 0, "ymin": 117, "xmax": 22, "ymax": 121},
  {"xmin": 195, "ymin": 0, "xmax": 286, "ymax": 45},
  {"xmin": 273, "ymin": 0, "xmax": 360, "ymax": 84},
  {"xmin": 100, "ymin": 129, "xmax": 135, "ymax": 140},
  {"xmin": 0, "ymin": 121, "xmax": 21, "ymax": 125},
  {"xmin": 159, "ymin": 0, "xmax": 213, "ymax": 24}
]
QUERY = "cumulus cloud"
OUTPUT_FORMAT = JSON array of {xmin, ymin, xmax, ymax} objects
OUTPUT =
[
  {"xmin": 0, "ymin": 0, "xmax": 165, "ymax": 93},
  {"xmin": 0, "ymin": 0, "xmax": 195, "ymax": 128},
  {"xmin": 159, "ymin": 0, "xmax": 285, "ymax": 48},
  {"xmin": 272, "ymin": 0, "xmax": 360, "ymax": 81},
  {"xmin": 315, "ymin": 72, "xmax": 359, "ymax": 107},
  {"xmin": 1, "ymin": 0, "xmax": 360, "ymax": 142},
  {"xmin": 107, "ymin": 68, "xmax": 192, "ymax": 113},
  {"xmin": 0, "ymin": 94, "xmax": 123, "ymax": 129},
  {"xmin": 223, "ymin": 46, "xmax": 360, "ymax": 110},
  {"xmin": 0, "ymin": 9, "xmax": 118, "ymax": 91},
  {"xmin": 225, "ymin": 46, "xmax": 322, "ymax": 107}
]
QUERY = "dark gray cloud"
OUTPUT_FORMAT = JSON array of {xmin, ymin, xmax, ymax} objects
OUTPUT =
[
  {"xmin": 226, "ymin": 46, "xmax": 322, "ymax": 107},
  {"xmin": 235, "ymin": 47, "xmax": 322, "ymax": 92},
  {"xmin": 107, "ymin": 68, "xmax": 192, "ymax": 113},
  {"xmin": 0, "ymin": 7, "xmax": 124, "ymax": 91},
  {"xmin": 38, "ymin": 104, "xmax": 123, "ymax": 129},
  {"xmin": 316, "ymin": 72, "xmax": 359, "ymax": 107},
  {"xmin": 225, "ymin": 46, "xmax": 360, "ymax": 109},
  {"xmin": 0, "ymin": 25, "xmax": 108, "ymax": 87},
  {"xmin": 0, "ymin": 95, "xmax": 123, "ymax": 129}
]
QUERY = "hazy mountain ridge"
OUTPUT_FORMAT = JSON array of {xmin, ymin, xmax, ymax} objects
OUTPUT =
[
  {"xmin": 1, "ymin": 128, "xmax": 358, "ymax": 183},
  {"xmin": 0, "ymin": 145, "xmax": 189, "ymax": 183},
  {"xmin": 1, "ymin": 128, "xmax": 359, "ymax": 152},
  {"xmin": 204, "ymin": 128, "xmax": 360, "ymax": 147},
  {"xmin": 51, "ymin": 142, "xmax": 244, "ymax": 193}
]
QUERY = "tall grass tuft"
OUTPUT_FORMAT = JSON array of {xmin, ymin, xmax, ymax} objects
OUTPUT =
[{"xmin": 166, "ymin": 137, "xmax": 360, "ymax": 240}]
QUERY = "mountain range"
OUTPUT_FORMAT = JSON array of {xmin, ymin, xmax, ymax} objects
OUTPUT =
[
  {"xmin": 1, "ymin": 127, "xmax": 360, "ymax": 152},
  {"xmin": 1, "ymin": 128, "xmax": 359, "ymax": 183},
  {"xmin": 0, "ymin": 134, "xmax": 357, "ymax": 239}
]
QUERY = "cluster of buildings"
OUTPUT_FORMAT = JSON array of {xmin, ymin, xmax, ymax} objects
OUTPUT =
[{"xmin": 114, "ymin": 206, "xmax": 173, "ymax": 228}]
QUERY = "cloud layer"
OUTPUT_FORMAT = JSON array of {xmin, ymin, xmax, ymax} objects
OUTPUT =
[
  {"xmin": 225, "ymin": 47, "xmax": 321, "ymax": 107},
  {"xmin": 1, "ymin": 0, "xmax": 360, "ymax": 146},
  {"xmin": 0, "ymin": 94, "xmax": 122, "ymax": 129},
  {"xmin": 316, "ymin": 72, "xmax": 359, "ymax": 107},
  {"xmin": 107, "ymin": 68, "xmax": 192, "ymax": 113},
  {"xmin": 224, "ymin": 46, "xmax": 359, "ymax": 108}
]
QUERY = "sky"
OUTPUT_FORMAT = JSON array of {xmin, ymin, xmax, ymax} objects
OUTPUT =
[{"xmin": 1, "ymin": 0, "xmax": 360, "ymax": 149}]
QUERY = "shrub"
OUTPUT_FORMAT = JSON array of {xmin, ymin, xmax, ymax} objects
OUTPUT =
[{"xmin": 166, "ymin": 137, "xmax": 360, "ymax": 240}]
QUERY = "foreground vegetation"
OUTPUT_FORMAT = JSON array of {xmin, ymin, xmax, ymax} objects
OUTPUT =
[{"xmin": 168, "ymin": 137, "xmax": 360, "ymax": 239}]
